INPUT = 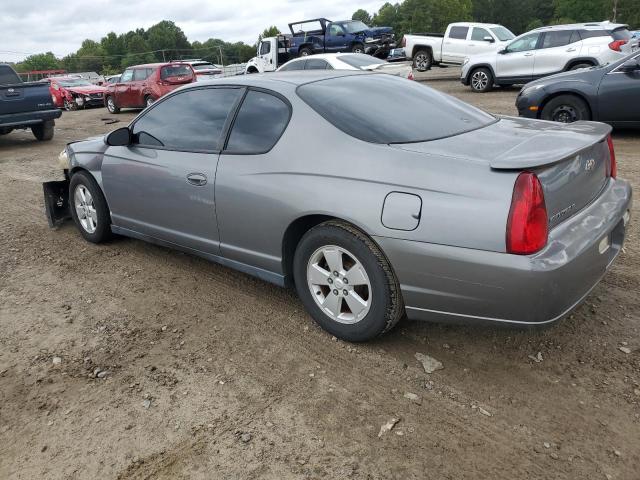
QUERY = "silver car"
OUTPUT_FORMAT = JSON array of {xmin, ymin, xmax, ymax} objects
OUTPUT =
[{"xmin": 43, "ymin": 72, "xmax": 632, "ymax": 342}]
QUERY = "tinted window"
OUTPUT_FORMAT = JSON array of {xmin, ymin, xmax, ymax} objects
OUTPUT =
[
  {"xmin": 226, "ymin": 90, "xmax": 290, "ymax": 154},
  {"xmin": 297, "ymin": 75, "xmax": 495, "ymax": 144},
  {"xmin": 507, "ymin": 33, "xmax": 540, "ymax": 52},
  {"xmin": 133, "ymin": 69, "xmax": 149, "ymax": 81},
  {"xmin": 338, "ymin": 54, "xmax": 386, "ymax": 69},
  {"xmin": 132, "ymin": 87, "xmax": 242, "ymax": 151},
  {"xmin": 279, "ymin": 60, "xmax": 305, "ymax": 71},
  {"xmin": 611, "ymin": 28, "xmax": 631, "ymax": 41},
  {"xmin": 260, "ymin": 41, "xmax": 271, "ymax": 55},
  {"xmin": 120, "ymin": 69, "xmax": 133, "ymax": 82},
  {"xmin": 305, "ymin": 59, "xmax": 329, "ymax": 70},
  {"xmin": 0, "ymin": 65, "xmax": 20, "ymax": 84},
  {"xmin": 160, "ymin": 65, "xmax": 192, "ymax": 80},
  {"xmin": 449, "ymin": 26, "xmax": 469, "ymax": 40},
  {"xmin": 471, "ymin": 27, "xmax": 491, "ymax": 42},
  {"xmin": 579, "ymin": 29, "xmax": 608, "ymax": 39},
  {"xmin": 542, "ymin": 30, "xmax": 574, "ymax": 48}
]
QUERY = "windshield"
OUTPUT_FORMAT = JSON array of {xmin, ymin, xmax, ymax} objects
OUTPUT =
[
  {"xmin": 160, "ymin": 65, "xmax": 192, "ymax": 79},
  {"xmin": 338, "ymin": 54, "xmax": 386, "ymax": 69},
  {"xmin": 297, "ymin": 74, "xmax": 496, "ymax": 144},
  {"xmin": 192, "ymin": 63, "xmax": 217, "ymax": 71},
  {"xmin": 57, "ymin": 79, "xmax": 93, "ymax": 87},
  {"xmin": 490, "ymin": 26, "xmax": 515, "ymax": 41},
  {"xmin": 343, "ymin": 21, "xmax": 370, "ymax": 33}
]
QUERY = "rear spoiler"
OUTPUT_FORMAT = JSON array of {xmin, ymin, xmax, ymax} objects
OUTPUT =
[{"xmin": 490, "ymin": 121, "xmax": 612, "ymax": 169}]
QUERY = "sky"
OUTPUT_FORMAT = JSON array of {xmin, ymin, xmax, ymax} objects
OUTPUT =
[{"xmin": 0, "ymin": 0, "xmax": 387, "ymax": 62}]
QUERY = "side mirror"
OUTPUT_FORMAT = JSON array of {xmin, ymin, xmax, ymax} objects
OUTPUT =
[
  {"xmin": 483, "ymin": 36, "xmax": 495, "ymax": 43},
  {"xmin": 105, "ymin": 127, "xmax": 131, "ymax": 146},
  {"xmin": 619, "ymin": 58, "xmax": 640, "ymax": 72},
  {"xmin": 498, "ymin": 49, "xmax": 508, "ymax": 54}
]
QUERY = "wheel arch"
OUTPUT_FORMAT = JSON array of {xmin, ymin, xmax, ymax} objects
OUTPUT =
[
  {"xmin": 466, "ymin": 63, "xmax": 496, "ymax": 83},
  {"xmin": 411, "ymin": 44, "xmax": 433, "ymax": 59},
  {"xmin": 564, "ymin": 57, "xmax": 598, "ymax": 70},
  {"xmin": 538, "ymin": 91, "xmax": 594, "ymax": 120},
  {"xmin": 281, "ymin": 214, "xmax": 389, "ymax": 287}
]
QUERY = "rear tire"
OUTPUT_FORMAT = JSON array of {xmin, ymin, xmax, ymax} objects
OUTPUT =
[
  {"xmin": 470, "ymin": 67, "xmax": 493, "ymax": 92},
  {"xmin": 299, "ymin": 47, "xmax": 313, "ymax": 57},
  {"xmin": 293, "ymin": 220, "xmax": 404, "ymax": 342},
  {"xmin": 106, "ymin": 96, "xmax": 120, "ymax": 114},
  {"xmin": 569, "ymin": 63, "xmax": 592, "ymax": 71},
  {"xmin": 412, "ymin": 49, "xmax": 432, "ymax": 71},
  {"xmin": 69, "ymin": 171, "xmax": 112, "ymax": 243},
  {"xmin": 144, "ymin": 95, "xmax": 154, "ymax": 108},
  {"xmin": 541, "ymin": 95, "xmax": 590, "ymax": 123},
  {"xmin": 32, "ymin": 120, "xmax": 54, "ymax": 141}
]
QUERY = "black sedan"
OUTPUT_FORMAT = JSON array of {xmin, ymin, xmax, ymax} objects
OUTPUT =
[{"xmin": 516, "ymin": 51, "xmax": 640, "ymax": 127}]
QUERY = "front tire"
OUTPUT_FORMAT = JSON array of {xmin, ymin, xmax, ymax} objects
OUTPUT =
[
  {"xmin": 299, "ymin": 47, "xmax": 313, "ymax": 57},
  {"xmin": 31, "ymin": 120, "xmax": 54, "ymax": 141},
  {"xmin": 293, "ymin": 221, "xmax": 404, "ymax": 342},
  {"xmin": 351, "ymin": 43, "xmax": 365, "ymax": 54},
  {"xmin": 412, "ymin": 49, "xmax": 432, "ymax": 71},
  {"xmin": 469, "ymin": 67, "xmax": 493, "ymax": 92},
  {"xmin": 69, "ymin": 171, "xmax": 112, "ymax": 243},
  {"xmin": 106, "ymin": 96, "xmax": 120, "ymax": 114},
  {"xmin": 541, "ymin": 95, "xmax": 590, "ymax": 123},
  {"xmin": 144, "ymin": 95, "xmax": 155, "ymax": 108}
]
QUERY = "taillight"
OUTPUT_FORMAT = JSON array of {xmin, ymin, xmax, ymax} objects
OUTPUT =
[
  {"xmin": 608, "ymin": 39, "xmax": 628, "ymax": 51},
  {"xmin": 506, "ymin": 172, "xmax": 548, "ymax": 255},
  {"xmin": 401, "ymin": 36, "xmax": 406, "ymax": 48},
  {"xmin": 607, "ymin": 134, "xmax": 617, "ymax": 178}
]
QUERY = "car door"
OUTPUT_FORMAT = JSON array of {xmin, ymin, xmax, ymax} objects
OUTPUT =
[
  {"xmin": 130, "ymin": 68, "xmax": 149, "ymax": 106},
  {"xmin": 596, "ymin": 57, "xmax": 640, "ymax": 124},
  {"xmin": 325, "ymin": 23, "xmax": 348, "ymax": 53},
  {"xmin": 442, "ymin": 26, "xmax": 469, "ymax": 63},
  {"xmin": 496, "ymin": 32, "xmax": 540, "ymax": 81},
  {"xmin": 101, "ymin": 86, "xmax": 244, "ymax": 253},
  {"xmin": 215, "ymin": 88, "xmax": 292, "ymax": 274},
  {"xmin": 467, "ymin": 27, "xmax": 497, "ymax": 56},
  {"xmin": 533, "ymin": 30, "xmax": 579, "ymax": 77},
  {"xmin": 258, "ymin": 39, "xmax": 277, "ymax": 72},
  {"xmin": 114, "ymin": 68, "xmax": 134, "ymax": 106}
]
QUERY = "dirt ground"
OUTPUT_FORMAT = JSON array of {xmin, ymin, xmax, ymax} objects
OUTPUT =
[{"xmin": 0, "ymin": 71, "xmax": 638, "ymax": 480}]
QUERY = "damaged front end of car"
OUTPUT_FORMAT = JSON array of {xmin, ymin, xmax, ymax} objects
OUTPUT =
[{"xmin": 42, "ymin": 147, "xmax": 71, "ymax": 227}]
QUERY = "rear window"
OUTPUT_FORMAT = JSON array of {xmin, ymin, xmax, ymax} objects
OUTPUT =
[
  {"xmin": 0, "ymin": 65, "xmax": 21, "ymax": 84},
  {"xmin": 337, "ymin": 54, "xmax": 386, "ymax": 69},
  {"xmin": 279, "ymin": 60, "xmax": 305, "ymax": 71},
  {"xmin": 611, "ymin": 28, "xmax": 631, "ymax": 41},
  {"xmin": 449, "ymin": 26, "xmax": 469, "ymax": 40},
  {"xmin": 542, "ymin": 30, "xmax": 575, "ymax": 48},
  {"xmin": 297, "ymin": 74, "xmax": 496, "ymax": 144},
  {"xmin": 160, "ymin": 65, "xmax": 192, "ymax": 80}
]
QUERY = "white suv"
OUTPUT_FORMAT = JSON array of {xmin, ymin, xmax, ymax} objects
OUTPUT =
[{"xmin": 461, "ymin": 22, "xmax": 638, "ymax": 92}]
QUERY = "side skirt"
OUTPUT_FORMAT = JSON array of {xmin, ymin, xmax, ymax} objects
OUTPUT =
[{"xmin": 110, "ymin": 225, "xmax": 286, "ymax": 287}]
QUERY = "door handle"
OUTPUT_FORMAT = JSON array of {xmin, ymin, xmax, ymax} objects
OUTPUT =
[
  {"xmin": 186, "ymin": 173, "xmax": 207, "ymax": 186},
  {"xmin": 524, "ymin": 52, "xmax": 534, "ymax": 56},
  {"xmin": 566, "ymin": 47, "xmax": 576, "ymax": 52}
]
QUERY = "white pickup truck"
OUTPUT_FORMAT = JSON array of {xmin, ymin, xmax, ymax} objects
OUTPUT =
[{"xmin": 402, "ymin": 22, "xmax": 515, "ymax": 71}]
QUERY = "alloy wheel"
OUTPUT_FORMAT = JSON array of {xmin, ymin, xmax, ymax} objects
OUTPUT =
[
  {"xmin": 146, "ymin": 97, "xmax": 154, "ymax": 107},
  {"xmin": 107, "ymin": 97, "xmax": 116, "ymax": 113},
  {"xmin": 415, "ymin": 53, "xmax": 429, "ymax": 70},
  {"xmin": 74, "ymin": 184, "xmax": 97, "ymax": 234},
  {"xmin": 471, "ymin": 71, "xmax": 489, "ymax": 91},
  {"xmin": 306, "ymin": 245, "xmax": 372, "ymax": 324}
]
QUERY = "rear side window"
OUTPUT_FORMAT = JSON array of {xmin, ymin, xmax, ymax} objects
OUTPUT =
[
  {"xmin": 279, "ymin": 60, "xmax": 305, "ymax": 71},
  {"xmin": 297, "ymin": 74, "xmax": 495, "ymax": 144},
  {"xmin": 542, "ymin": 30, "xmax": 574, "ymax": 48},
  {"xmin": 132, "ymin": 87, "xmax": 242, "ymax": 151},
  {"xmin": 579, "ymin": 29, "xmax": 608, "ymax": 39},
  {"xmin": 305, "ymin": 59, "xmax": 329, "ymax": 70},
  {"xmin": 611, "ymin": 28, "xmax": 631, "ymax": 41},
  {"xmin": 0, "ymin": 65, "xmax": 21, "ymax": 84},
  {"xmin": 226, "ymin": 90, "xmax": 290, "ymax": 154},
  {"xmin": 160, "ymin": 65, "xmax": 192, "ymax": 80},
  {"xmin": 449, "ymin": 26, "xmax": 469, "ymax": 40}
]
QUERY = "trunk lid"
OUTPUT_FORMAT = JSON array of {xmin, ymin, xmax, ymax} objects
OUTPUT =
[
  {"xmin": 0, "ymin": 81, "xmax": 55, "ymax": 116},
  {"xmin": 392, "ymin": 117, "xmax": 613, "ymax": 228}
]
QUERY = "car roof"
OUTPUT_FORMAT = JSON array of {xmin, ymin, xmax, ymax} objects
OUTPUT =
[
  {"xmin": 126, "ymin": 62, "xmax": 189, "ymax": 69},
  {"xmin": 449, "ymin": 22, "xmax": 505, "ymax": 28},
  {"xmin": 533, "ymin": 21, "xmax": 628, "ymax": 32},
  {"xmin": 191, "ymin": 70, "xmax": 372, "ymax": 89}
]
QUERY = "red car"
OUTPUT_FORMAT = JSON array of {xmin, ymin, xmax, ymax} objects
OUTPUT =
[
  {"xmin": 104, "ymin": 62, "xmax": 196, "ymax": 113},
  {"xmin": 49, "ymin": 77, "xmax": 107, "ymax": 111}
]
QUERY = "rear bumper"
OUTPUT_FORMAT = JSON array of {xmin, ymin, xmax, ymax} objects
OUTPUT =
[
  {"xmin": 0, "ymin": 108, "xmax": 61, "ymax": 127},
  {"xmin": 375, "ymin": 178, "xmax": 632, "ymax": 326}
]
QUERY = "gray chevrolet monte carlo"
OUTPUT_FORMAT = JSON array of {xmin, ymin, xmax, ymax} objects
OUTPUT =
[{"xmin": 42, "ymin": 71, "xmax": 633, "ymax": 342}]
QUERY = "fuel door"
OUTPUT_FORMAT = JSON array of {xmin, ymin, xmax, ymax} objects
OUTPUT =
[{"xmin": 381, "ymin": 192, "xmax": 422, "ymax": 231}]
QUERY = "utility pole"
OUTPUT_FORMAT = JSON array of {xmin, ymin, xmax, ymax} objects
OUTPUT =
[
  {"xmin": 161, "ymin": 50, "xmax": 166, "ymax": 62},
  {"xmin": 612, "ymin": 0, "xmax": 618, "ymax": 22}
]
